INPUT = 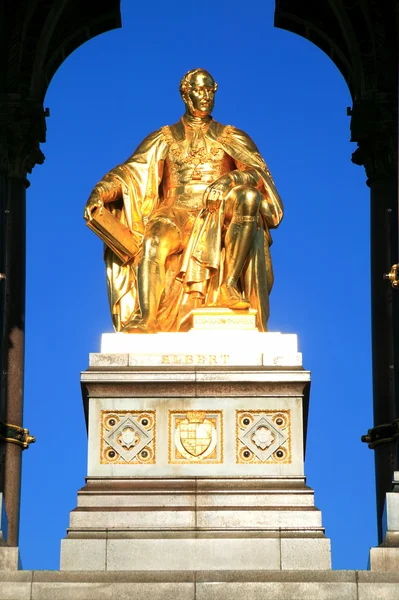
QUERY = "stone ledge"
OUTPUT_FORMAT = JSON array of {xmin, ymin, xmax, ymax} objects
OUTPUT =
[
  {"xmin": 60, "ymin": 536, "xmax": 332, "ymax": 571},
  {"xmin": 0, "ymin": 570, "xmax": 398, "ymax": 600},
  {"xmin": 88, "ymin": 353, "xmax": 303, "ymax": 369},
  {"xmin": 81, "ymin": 369, "xmax": 310, "ymax": 383}
]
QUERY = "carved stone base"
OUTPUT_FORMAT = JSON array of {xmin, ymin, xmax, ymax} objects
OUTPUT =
[
  {"xmin": 61, "ymin": 476, "xmax": 331, "ymax": 571},
  {"xmin": 0, "ymin": 494, "xmax": 20, "ymax": 570},
  {"xmin": 369, "ymin": 472, "xmax": 399, "ymax": 571},
  {"xmin": 61, "ymin": 332, "xmax": 331, "ymax": 571}
]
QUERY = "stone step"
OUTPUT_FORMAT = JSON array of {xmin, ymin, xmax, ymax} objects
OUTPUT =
[
  {"xmin": 68, "ymin": 506, "xmax": 323, "ymax": 530},
  {"xmin": 60, "ymin": 536, "xmax": 332, "ymax": 571},
  {"xmin": 76, "ymin": 491, "xmax": 316, "ymax": 508}
]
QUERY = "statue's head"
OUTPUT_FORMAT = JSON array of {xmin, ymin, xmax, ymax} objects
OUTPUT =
[{"xmin": 180, "ymin": 68, "xmax": 218, "ymax": 117}]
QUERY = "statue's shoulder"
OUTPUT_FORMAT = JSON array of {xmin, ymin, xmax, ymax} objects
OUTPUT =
[
  {"xmin": 126, "ymin": 127, "xmax": 168, "ymax": 159},
  {"xmin": 217, "ymin": 122, "xmax": 259, "ymax": 152},
  {"xmin": 138, "ymin": 126, "xmax": 167, "ymax": 147},
  {"xmin": 161, "ymin": 120, "xmax": 185, "ymax": 144}
]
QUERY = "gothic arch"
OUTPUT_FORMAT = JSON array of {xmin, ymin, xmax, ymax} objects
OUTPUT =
[
  {"xmin": 0, "ymin": 0, "xmax": 122, "ymax": 547},
  {"xmin": 275, "ymin": 0, "xmax": 398, "ymax": 542}
]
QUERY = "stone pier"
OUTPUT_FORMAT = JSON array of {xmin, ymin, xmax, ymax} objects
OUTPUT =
[{"xmin": 61, "ymin": 331, "xmax": 331, "ymax": 572}]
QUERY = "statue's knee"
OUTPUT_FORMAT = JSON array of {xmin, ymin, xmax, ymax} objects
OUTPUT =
[
  {"xmin": 235, "ymin": 186, "xmax": 261, "ymax": 215},
  {"xmin": 142, "ymin": 226, "xmax": 164, "ymax": 259},
  {"xmin": 142, "ymin": 220, "xmax": 176, "ymax": 261}
]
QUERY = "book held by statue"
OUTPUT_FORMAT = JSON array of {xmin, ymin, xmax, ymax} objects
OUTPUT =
[{"xmin": 86, "ymin": 207, "xmax": 141, "ymax": 264}]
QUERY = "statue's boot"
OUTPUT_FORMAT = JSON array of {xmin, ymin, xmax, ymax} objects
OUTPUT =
[
  {"xmin": 124, "ymin": 319, "xmax": 158, "ymax": 334},
  {"xmin": 123, "ymin": 259, "xmax": 163, "ymax": 333},
  {"xmin": 219, "ymin": 218, "xmax": 256, "ymax": 310},
  {"xmin": 128, "ymin": 322, "xmax": 158, "ymax": 334}
]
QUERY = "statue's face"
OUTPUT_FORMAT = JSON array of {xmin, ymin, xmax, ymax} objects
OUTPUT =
[{"xmin": 185, "ymin": 72, "xmax": 215, "ymax": 117}]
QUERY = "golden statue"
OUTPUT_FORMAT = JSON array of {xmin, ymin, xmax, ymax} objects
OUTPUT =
[{"xmin": 84, "ymin": 69, "xmax": 283, "ymax": 333}]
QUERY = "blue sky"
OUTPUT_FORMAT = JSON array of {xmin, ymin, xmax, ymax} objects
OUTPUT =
[{"xmin": 20, "ymin": 0, "xmax": 374, "ymax": 570}]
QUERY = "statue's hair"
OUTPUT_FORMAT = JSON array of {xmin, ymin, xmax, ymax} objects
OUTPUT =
[{"xmin": 179, "ymin": 68, "xmax": 218, "ymax": 97}]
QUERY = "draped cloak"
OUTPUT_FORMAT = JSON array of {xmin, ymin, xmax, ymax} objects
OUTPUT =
[{"xmin": 102, "ymin": 119, "xmax": 283, "ymax": 332}]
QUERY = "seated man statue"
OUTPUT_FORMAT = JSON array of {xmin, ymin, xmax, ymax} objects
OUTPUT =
[{"xmin": 83, "ymin": 68, "xmax": 283, "ymax": 333}]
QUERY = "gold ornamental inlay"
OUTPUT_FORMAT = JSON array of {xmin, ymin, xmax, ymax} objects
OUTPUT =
[
  {"xmin": 169, "ymin": 410, "xmax": 223, "ymax": 464},
  {"xmin": 100, "ymin": 410, "xmax": 155, "ymax": 465},
  {"xmin": 236, "ymin": 410, "xmax": 291, "ymax": 464}
]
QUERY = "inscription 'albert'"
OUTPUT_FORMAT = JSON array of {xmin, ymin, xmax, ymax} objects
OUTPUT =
[{"xmin": 161, "ymin": 354, "xmax": 230, "ymax": 366}]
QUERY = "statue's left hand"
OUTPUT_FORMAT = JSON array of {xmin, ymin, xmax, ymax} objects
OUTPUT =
[{"xmin": 84, "ymin": 195, "xmax": 104, "ymax": 221}]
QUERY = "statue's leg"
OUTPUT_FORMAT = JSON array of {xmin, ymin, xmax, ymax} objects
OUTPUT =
[
  {"xmin": 125, "ymin": 218, "xmax": 181, "ymax": 333},
  {"xmin": 220, "ymin": 185, "xmax": 261, "ymax": 309}
]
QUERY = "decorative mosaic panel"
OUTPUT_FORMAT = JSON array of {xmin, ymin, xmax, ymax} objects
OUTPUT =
[
  {"xmin": 236, "ymin": 410, "xmax": 291, "ymax": 464},
  {"xmin": 100, "ymin": 410, "xmax": 155, "ymax": 464},
  {"xmin": 169, "ymin": 410, "xmax": 223, "ymax": 464}
]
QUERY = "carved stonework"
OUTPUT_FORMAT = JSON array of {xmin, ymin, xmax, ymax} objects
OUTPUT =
[
  {"xmin": 350, "ymin": 92, "xmax": 397, "ymax": 184},
  {"xmin": 0, "ymin": 94, "xmax": 47, "ymax": 181},
  {"xmin": 236, "ymin": 410, "xmax": 291, "ymax": 464},
  {"xmin": 100, "ymin": 410, "xmax": 155, "ymax": 464},
  {"xmin": 191, "ymin": 308, "xmax": 258, "ymax": 331},
  {"xmin": 169, "ymin": 410, "xmax": 223, "ymax": 464},
  {"xmin": 275, "ymin": 1, "xmax": 398, "ymax": 186}
]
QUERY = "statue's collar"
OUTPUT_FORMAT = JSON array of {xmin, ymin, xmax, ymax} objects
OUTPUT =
[
  {"xmin": 168, "ymin": 118, "xmax": 221, "ymax": 142},
  {"xmin": 182, "ymin": 114, "xmax": 212, "ymax": 130}
]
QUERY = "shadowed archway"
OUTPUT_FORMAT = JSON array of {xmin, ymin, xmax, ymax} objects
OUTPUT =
[
  {"xmin": 0, "ymin": 0, "xmax": 121, "ymax": 547},
  {"xmin": 275, "ymin": 0, "xmax": 398, "ymax": 542}
]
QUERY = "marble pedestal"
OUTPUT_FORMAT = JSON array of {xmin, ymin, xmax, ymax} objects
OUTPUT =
[
  {"xmin": 61, "ymin": 331, "xmax": 331, "ymax": 571},
  {"xmin": 369, "ymin": 471, "xmax": 399, "ymax": 571},
  {"xmin": 0, "ymin": 493, "xmax": 20, "ymax": 570}
]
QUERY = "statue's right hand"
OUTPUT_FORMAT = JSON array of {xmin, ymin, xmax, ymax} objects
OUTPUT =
[{"xmin": 83, "ymin": 196, "xmax": 104, "ymax": 221}]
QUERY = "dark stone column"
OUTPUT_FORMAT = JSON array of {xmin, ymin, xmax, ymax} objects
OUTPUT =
[
  {"xmin": 370, "ymin": 176, "xmax": 399, "ymax": 542},
  {"xmin": 0, "ymin": 95, "xmax": 45, "ymax": 545},
  {"xmin": 352, "ymin": 93, "xmax": 399, "ymax": 542},
  {"xmin": 0, "ymin": 176, "xmax": 26, "ymax": 546}
]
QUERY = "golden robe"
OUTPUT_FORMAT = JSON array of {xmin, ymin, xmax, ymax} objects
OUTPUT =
[{"xmin": 102, "ymin": 119, "xmax": 283, "ymax": 332}]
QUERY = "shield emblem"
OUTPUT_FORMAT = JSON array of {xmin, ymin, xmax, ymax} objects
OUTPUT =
[
  {"xmin": 171, "ymin": 410, "xmax": 220, "ymax": 463},
  {"xmin": 179, "ymin": 420, "xmax": 213, "ymax": 457},
  {"xmin": 174, "ymin": 411, "xmax": 218, "ymax": 461}
]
